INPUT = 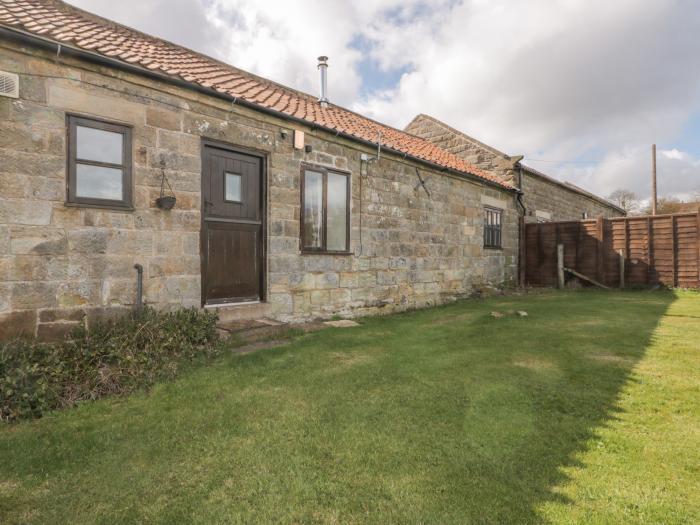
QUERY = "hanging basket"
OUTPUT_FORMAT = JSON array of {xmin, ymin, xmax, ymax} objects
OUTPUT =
[
  {"xmin": 156, "ymin": 195, "xmax": 176, "ymax": 210},
  {"xmin": 156, "ymin": 160, "xmax": 177, "ymax": 210}
]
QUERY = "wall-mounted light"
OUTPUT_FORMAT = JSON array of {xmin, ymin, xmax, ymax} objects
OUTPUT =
[
  {"xmin": 304, "ymin": 145, "xmax": 313, "ymax": 153},
  {"xmin": 280, "ymin": 129, "xmax": 289, "ymax": 140}
]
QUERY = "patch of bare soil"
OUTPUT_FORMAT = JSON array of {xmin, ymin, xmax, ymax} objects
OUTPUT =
[
  {"xmin": 329, "ymin": 351, "xmax": 376, "ymax": 368},
  {"xmin": 512, "ymin": 356, "xmax": 559, "ymax": 372},
  {"xmin": 587, "ymin": 353, "xmax": 635, "ymax": 365}
]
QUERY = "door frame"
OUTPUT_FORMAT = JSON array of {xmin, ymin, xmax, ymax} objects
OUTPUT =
[{"xmin": 200, "ymin": 138, "xmax": 267, "ymax": 306}]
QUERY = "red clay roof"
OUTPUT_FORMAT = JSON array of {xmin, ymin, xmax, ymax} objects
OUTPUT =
[{"xmin": 0, "ymin": 0, "xmax": 513, "ymax": 189}]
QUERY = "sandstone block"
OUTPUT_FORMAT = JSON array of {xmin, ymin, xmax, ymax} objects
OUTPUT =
[
  {"xmin": 90, "ymin": 256, "xmax": 138, "ymax": 280},
  {"xmin": 83, "ymin": 210, "xmax": 135, "ymax": 229},
  {"xmin": 11, "ymin": 281, "xmax": 58, "ymax": 310},
  {"xmin": 1, "ymin": 255, "xmax": 48, "ymax": 281},
  {"xmin": 0, "ymin": 310, "xmax": 36, "ymax": 339},
  {"xmin": 37, "ymin": 321, "xmax": 79, "ymax": 341},
  {"xmin": 315, "ymin": 272, "xmax": 339, "ymax": 289},
  {"xmin": 101, "ymin": 278, "xmax": 137, "ymax": 306},
  {"xmin": 51, "ymin": 205, "xmax": 83, "ymax": 227},
  {"xmin": 288, "ymin": 272, "xmax": 315, "ymax": 291},
  {"xmin": 57, "ymin": 281, "xmax": 100, "ymax": 308},
  {"xmin": 11, "ymin": 226, "xmax": 67, "ymax": 255},
  {"xmin": 147, "ymin": 256, "xmax": 199, "ymax": 278},
  {"xmin": 0, "ymin": 149, "xmax": 64, "ymax": 178},
  {"xmin": 181, "ymin": 232, "xmax": 200, "ymax": 255},
  {"xmin": 147, "ymin": 107, "xmax": 182, "ymax": 131},
  {"xmin": 107, "ymin": 230, "xmax": 153, "ymax": 256},
  {"xmin": 86, "ymin": 305, "xmax": 132, "ymax": 328},
  {"xmin": 339, "ymin": 272, "xmax": 358, "ymax": 288},
  {"xmin": 39, "ymin": 308, "xmax": 86, "ymax": 323},
  {"xmin": 0, "ymin": 199, "xmax": 52, "ymax": 226},
  {"xmin": 68, "ymin": 229, "xmax": 109, "ymax": 254},
  {"xmin": 310, "ymin": 290, "xmax": 330, "ymax": 306},
  {"xmin": 269, "ymin": 237, "xmax": 298, "ymax": 254},
  {"xmin": 268, "ymin": 293, "xmax": 293, "ymax": 314},
  {"xmin": 48, "ymin": 84, "xmax": 145, "ymax": 124},
  {"xmin": 329, "ymin": 289, "xmax": 351, "ymax": 304}
]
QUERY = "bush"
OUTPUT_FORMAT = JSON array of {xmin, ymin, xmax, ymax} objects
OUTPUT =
[{"xmin": 0, "ymin": 307, "xmax": 219, "ymax": 422}]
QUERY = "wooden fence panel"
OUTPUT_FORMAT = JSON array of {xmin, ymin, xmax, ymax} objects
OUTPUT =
[{"xmin": 523, "ymin": 211, "xmax": 699, "ymax": 289}]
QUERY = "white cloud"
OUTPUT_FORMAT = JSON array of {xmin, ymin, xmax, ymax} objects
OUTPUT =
[
  {"xmin": 69, "ymin": 0, "xmax": 700, "ymax": 201},
  {"xmin": 661, "ymin": 149, "xmax": 688, "ymax": 161},
  {"xmin": 552, "ymin": 146, "xmax": 700, "ymax": 202}
]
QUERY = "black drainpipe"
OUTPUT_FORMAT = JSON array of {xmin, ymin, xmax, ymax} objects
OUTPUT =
[
  {"xmin": 515, "ymin": 165, "xmax": 527, "ymax": 288},
  {"xmin": 134, "ymin": 264, "xmax": 144, "ymax": 311}
]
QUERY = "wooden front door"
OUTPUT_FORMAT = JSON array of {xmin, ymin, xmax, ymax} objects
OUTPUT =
[{"xmin": 201, "ymin": 145, "xmax": 264, "ymax": 305}]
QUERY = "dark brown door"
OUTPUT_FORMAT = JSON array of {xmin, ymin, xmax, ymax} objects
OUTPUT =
[{"xmin": 201, "ymin": 145, "xmax": 264, "ymax": 305}]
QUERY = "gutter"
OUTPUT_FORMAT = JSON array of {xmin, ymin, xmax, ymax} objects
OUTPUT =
[{"xmin": 0, "ymin": 25, "xmax": 515, "ymax": 193}]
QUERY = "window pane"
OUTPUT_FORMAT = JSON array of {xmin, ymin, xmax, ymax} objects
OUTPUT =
[
  {"xmin": 303, "ymin": 170, "xmax": 323, "ymax": 248},
  {"xmin": 326, "ymin": 172, "xmax": 348, "ymax": 251},
  {"xmin": 76, "ymin": 125, "xmax": 123, "ymax": 164},
  {"xmin": 76, "ymin": 163, "xmax": 123, "ymax": 200},
  {"xmin": 225, "ymin": 172, "xmax": 241, "ymax": 201}
]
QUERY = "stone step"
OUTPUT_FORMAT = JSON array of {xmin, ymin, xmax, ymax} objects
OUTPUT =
[
  {"xmin": 216, "ymin": 317, "xmax": 326, "ymax": 347},
  {"xmin": 216, "ymin": 318, "xmax": 288, "ymax": 342},
  {"xmin": 207, "ymin": 301, "xmax": 272, "ymax": 324}
]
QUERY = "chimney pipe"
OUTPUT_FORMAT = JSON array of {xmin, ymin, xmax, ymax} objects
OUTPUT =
[{"xmin": 317, "ymin": 56, "xmax": 329, "ymax": 107}]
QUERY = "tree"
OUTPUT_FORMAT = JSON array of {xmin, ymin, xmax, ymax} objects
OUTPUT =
[
  {"xmin": 641, "ymin": 196, "xmax": 683, "ymax": 215},
  {"xmin": 607, "ymin": 189, "xmax": 638, "ymax": 213}
]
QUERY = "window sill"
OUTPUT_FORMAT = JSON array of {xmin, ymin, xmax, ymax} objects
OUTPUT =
[
  {"xmin": 64, "ymin": 202, "xmax": 134, "ymax": 212},
  {"xmin": 483, "ymin": 245, "xmax": 503, "ymax": 251},
  {"xmin": 301, "ymin": 250, "xmax": 353, "ymax": 256}
]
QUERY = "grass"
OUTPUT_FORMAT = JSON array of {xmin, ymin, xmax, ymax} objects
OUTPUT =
[{"xmin": 1, "ymin": 289, "xmax": 698, "ymax": 524}]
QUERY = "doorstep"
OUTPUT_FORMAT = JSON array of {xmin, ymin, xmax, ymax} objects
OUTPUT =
[{"xmin": 207, "ymin": 301, "xmax": 272, "ymax": 324}]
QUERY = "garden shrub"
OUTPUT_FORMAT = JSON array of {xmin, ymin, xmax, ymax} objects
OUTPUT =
[{"xmin": 0, "ymin": 307, "xmax": 219, "ymax": 422}]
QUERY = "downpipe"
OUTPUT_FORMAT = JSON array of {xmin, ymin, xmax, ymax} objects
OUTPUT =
[{"xmin": 134, "ymin": 264, "xmax": 144, "ymax": 311}]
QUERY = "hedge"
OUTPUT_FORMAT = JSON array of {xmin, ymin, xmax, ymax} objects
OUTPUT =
[{"xmin": 0, "ymin": 307, "xmax": 219, "ymax": 422}]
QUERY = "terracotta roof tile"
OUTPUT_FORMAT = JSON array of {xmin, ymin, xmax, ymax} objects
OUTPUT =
[{"xmin": 0, "ymin": 0, "xmax": 512, "ymax": 189}]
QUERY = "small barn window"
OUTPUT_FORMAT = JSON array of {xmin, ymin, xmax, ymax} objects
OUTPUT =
[
  {"xmin": 301, "ymin": 165, "xmax": 350, "ymax": 253},
  {"xmin": 484, "ymin": 207, "xmax": 502, "ymax": 248},
  {"xmin": 67, "ymin": 115, "xmax": 132, "ymax": 209}
]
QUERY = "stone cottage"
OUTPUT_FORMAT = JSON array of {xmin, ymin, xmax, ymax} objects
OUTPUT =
[
  {"xmin": 405, "ymin": 114, "xmax": 625, "ymax": 222},
  {"xmin": 0, "ymin": 1, "xmax": 615, "ymax": 340}
]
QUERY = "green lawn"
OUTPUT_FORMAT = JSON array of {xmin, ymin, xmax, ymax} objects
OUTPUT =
[{"xmin": 1, "ymin": 290, "xmax": 698, "ymax": 524}]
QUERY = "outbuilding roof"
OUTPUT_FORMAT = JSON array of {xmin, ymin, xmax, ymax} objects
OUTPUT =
[{"xmin": 0, "ymin": 0, "xmax": 514, "ymax": 190}]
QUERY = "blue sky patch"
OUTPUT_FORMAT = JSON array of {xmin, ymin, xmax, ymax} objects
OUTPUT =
[{"xmin": 350, "ymin": 34, "xmax": 412, "ymax": 97}]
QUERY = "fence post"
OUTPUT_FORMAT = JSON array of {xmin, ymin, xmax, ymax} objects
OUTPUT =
[
  {"xmin": 596, "ymin": 217, "xmax": 605, "ymax": 285},
  {"xmin": 619, "ymin": 249, "xmax": 625, "ymax": 289},
  {"xmin": 647, "ymin": 217, "xmax": 654, "ymax": 285},
  {"xmin": 671, "ymin": 215, "xmax": 677, "ymax": 288},
  {"xmin": 697, "ymin": 209, "xmax": 700, "ymax": 287},
  {"xmin": 557, "ymin": 243, "xmax": 565, "ymax": 289}
]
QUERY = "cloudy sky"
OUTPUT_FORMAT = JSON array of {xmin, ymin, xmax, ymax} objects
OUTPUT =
[{"xmin": 72, "ymin": 0, "xmax": 700, "ymax": 202}]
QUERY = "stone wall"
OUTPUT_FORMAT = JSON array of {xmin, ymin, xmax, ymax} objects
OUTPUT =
[
  {"xmin": 0, "ymin": 42, "xmax": 518, "ymax": 339},
  {"xmin": 405, "ymin": 114, "xmax": 624, "ymax": 223},
  {"xmin": 405, "ymin": 114, "xmax": 520, "ymax": 185},
  {"xmin": 520, "ymin": 169, "xmax": 622, "ymax": 223}
]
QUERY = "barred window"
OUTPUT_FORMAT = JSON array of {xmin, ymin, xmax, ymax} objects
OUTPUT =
[{"xmin": 484, "ymin": 207, "xmax": 502, "ymax": 248}]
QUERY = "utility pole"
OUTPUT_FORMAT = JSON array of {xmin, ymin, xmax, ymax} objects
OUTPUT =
[{"xmin": 651, "ymin": 144, "xmax": 658, "ymax": 215}]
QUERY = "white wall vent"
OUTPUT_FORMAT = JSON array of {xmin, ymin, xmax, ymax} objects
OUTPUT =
[{"xmin": 0, "ymin": 71, "xmax": 19, "ymax": 99}]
